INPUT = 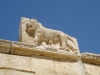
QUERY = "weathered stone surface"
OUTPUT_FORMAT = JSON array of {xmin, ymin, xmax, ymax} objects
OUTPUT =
[
  {"xmin": 19, "ymin": 17, "xmax": 80, "ymax": 54},
  {"xmin": 31, "ymin": 55, "xmax": 86, "ymax": 75},
  {"xmin": 54, "ymin": 59, "xmax": 86, "ymax": 75},
  {"xmin": 0, "ymin": 39, "xmax": 79, "ymax": 61},
  {"xmin": 31, "ymin": 55, "xmax": 55, "ymax": 75},
  {"xmin": 11, "ymin": 41, "xmax": 79, "ymax": 61},
  {"xmin": 18, "ymin": 17, "xmax": 34, "ymax": 44},
  {"xmin": 0, "ymin": 53, "xmax": 85, "ymax": 75},
  {"xmin": 0, "ymin": 39, "xmax": 12, "ymax": 54},
  {"xmin": 0, "ymin": 39, "xmax": 100, "ymax": 75},
  {"xmin": 0, "ymin": 53, "xmax": 35, "ymax": 75},
  {"xmin": 81, "ymin": 53, "xmax": 100, "ymax": 75},
  {"xmin": 81, "ymin": 52, "xmax": 100, "ymax": 65},
  {"xmin": 84, "ymin": 63, "xmax": 100, "ymax": 75},
  {"xmin": 0, "ymin": 53, "xmax": 34, "ymax": 73}
]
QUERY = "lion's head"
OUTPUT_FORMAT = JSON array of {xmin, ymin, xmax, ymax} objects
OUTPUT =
[{"xmin": 25, "ymin": 19, "xmax": 41, "ymax": 37}]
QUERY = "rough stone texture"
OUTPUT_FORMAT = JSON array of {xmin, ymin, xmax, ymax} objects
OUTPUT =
[
  {"xmin": 0, "ymin": 39, "xmax": 100, "ymax": 75},
  {"xmin": 18, "ymin": 17, "xmax": 34, "ymax": 43},
  {"xmin": 81, "ymin": 53, "xmax": 100, "ymax": 75},
  {"xmin": 0, "ymin": 53, "xmax": 33, "ymax": 72},
  {"xmin": 81, "ymin": 53, "xmax": 100, "ymax": 65},
  {"xmin": 0, "ymin": 53, "xmax": 84, "ymax": 75},
  {"xmin": 0, "ymin": 39, "xmax": 12, "ymax": 54},
  {"xmin": 84, "ymin": 63, "xmax": 100, "ymax": 75},
  {"xmin": 18, "ymin": 17, "xmax": 80, "ymax": 54},
  {"xmin": 0, "ymin": 39, "xmax": 79, "ymax": 61},
  {"xmin": 0, "ymin": 53, "xmax": 35, "ymax": 75},
  {"xmin": 54, "ymin": 59, "xmax": 85, "ymax": 75},
  {"xmin": 31, "ymin": 55, "xmax": 85, "ymax": 75},
  {"xmin": 31, "ymin": 55, "xmax": 55, "ymax": 75},
  {"xmin": 11, "ymin": 41, "xmax": 79, "ymax": 61}
]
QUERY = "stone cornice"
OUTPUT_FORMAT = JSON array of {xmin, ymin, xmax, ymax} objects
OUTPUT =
[
  {"xmin": 81, "ymin": 52, "xmax": 100, "ymax": 65},
  {"xmin": 0, "ymin": 39, "xmax": 79, "ymax": 61},
  {"xmin": 1, "ymin": 39, "xmax": 100, "ymax": 64},
  {"xmin": 0, "ymin": 39, "xmax": 12, "ymax": 54}
]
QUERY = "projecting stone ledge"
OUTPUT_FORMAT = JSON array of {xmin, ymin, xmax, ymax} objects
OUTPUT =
[
  {"xmin": 0, "ymin": 39, "xmax": 11, "ymax": 54},
  {"xmin": 81, "ymin": 52, "xmax": 100, "ymax": 65},
  {"xmin": 0, "ymin": 39, "xmax": 100, "ymax": 65},
  {"xmin": 0, "ymin": 39, "xmax": 79, "ymax": 61}
]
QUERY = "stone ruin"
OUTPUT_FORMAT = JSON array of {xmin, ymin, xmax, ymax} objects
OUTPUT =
[{"xmin": 0, "ymin": 17, "xmax": 100, "ymax": 75}]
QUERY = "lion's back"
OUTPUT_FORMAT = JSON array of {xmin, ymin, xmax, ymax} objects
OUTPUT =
[{"xmin": 42, "ymin": 26, "xmax": 63, "ymax": 35}]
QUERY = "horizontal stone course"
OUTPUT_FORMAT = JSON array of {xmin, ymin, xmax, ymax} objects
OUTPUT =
[
  {"xmin": 81, "ymin": 52, "xmax": 100, "ymax": 65},
  {"xmin": 0, "ymin": 53, "xmax": 84, "ymax": 75},
  {"xmin": 0, "ymin": 39, "xmax": 79, "ymax": 61},
  {"xmin": 0, "ymin": 39, "xmax": 12, "ymax": 54},
  {"xmin": 0, "ymin": 39, "xmax": 100, "ymax": 64}
]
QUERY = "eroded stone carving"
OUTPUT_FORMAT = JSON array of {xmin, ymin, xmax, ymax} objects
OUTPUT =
[{"xmin": 19, "ymin": 17, "xmax": 80, "ymax": 54}]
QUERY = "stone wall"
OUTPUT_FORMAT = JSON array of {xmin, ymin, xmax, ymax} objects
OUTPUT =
[{"xmin": 0, "ymin": 39, "xmax": 100, "ymax": 75}]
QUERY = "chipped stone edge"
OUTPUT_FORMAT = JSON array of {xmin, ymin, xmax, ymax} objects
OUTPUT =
[
  {"xmin": 0, "ymin": 39, "xmax": 12, "ymax": 54},
  {"xmin": 81, "ymin": 52, "xmax": 100, "ymax": 65}
]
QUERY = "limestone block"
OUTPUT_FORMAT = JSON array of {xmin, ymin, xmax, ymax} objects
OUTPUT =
[
  {"xmin": 0, "ymin": 39, "xmax": 11, "ymax": 54},
  {"xmin": 0, "ymin": 53, "xmax": 84, "ymax": 75},
  {"xmin": 31, "ymin": 55, "xmax": 85, "ymax": 75},
  {"xmin": 81, "ymin": 52, "xmax": 100, "ymax": 65},
  {"xmin": 0, "ymin": 53, "xmax": 34, "ymax": 73},
  {"xmin": 31, "ymin": 55, "xmax": 55, "ymax": 75},
  {"xmin": 54, "ymin": 59, "xmax": 85, "ymax": 75},
  {"xmin": 84, "ymin": 63, "xmax": 100, "ymax": 75},
  {"xmin": 18, "ymin": 17, "xmax": 80, "ymax": 54}
]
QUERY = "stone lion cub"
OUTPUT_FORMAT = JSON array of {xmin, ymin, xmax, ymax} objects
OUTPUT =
[{"xmin": 25, "ymin": 19, "xmax": 78, "ymax": 53}]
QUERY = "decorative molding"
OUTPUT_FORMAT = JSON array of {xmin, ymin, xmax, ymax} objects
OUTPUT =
[
  {"xmin": 81, "ymin": 52, "xmax": 100, "ymax": 65},
  {"xmin": 0, "ymin": 39, "xmax": 79, "ymax": 61},
  {"xmin": 11, "ymin": 42, "xmax": 79, "ymax": 61},
  {"xmin": 0, "ymin": 39, "xmax": 12, "ymax": 54}
]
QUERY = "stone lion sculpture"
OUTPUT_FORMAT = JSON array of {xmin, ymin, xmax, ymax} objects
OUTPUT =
[{"xmin": 25, "ymin": 18, "xmax": 78, "ymax": 53}]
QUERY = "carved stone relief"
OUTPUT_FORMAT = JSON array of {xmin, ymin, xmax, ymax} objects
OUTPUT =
[{"xmin": 19, "ymin": 17, "xmax": 80, "ymax": 54}]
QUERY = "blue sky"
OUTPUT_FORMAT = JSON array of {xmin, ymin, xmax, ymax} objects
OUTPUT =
[{"xmin": 0, "ymin": 0, "xmax": 100, "ymax": 54}]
